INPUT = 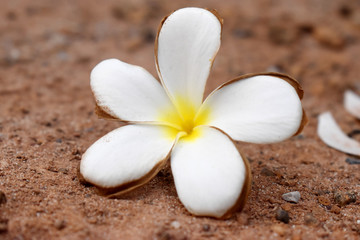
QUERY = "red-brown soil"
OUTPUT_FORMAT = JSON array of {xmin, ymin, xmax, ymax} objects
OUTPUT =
[{"xmin": 1, "ymin": 0, "xmax": 360, "ymax": 239}]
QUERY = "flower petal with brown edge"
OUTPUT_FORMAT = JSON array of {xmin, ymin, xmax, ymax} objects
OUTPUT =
[
  {"xmin": 198, "ymin": 73, "xmax": 305, "ymax": 144},
  {"xmin": 155, "ymin": 7, "xmax": 222, "ymax": 110},
  {"xmin": 91, "ymin": 59, "xmax": 175, "ymax": 123},
  {"xmin": 170, "ymin": 126, "xmax": 250, "ymax": 218},
  {"xmin": 80, "ymin": 124, "xmax": 177, "ymax": 191}
]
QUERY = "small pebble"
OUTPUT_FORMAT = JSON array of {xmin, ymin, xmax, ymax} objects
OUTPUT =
[
  {"xmin": 345, "ymin": 157, "xmax": 360, "ymax": 165},
  {"xmin": 282, "ymin": 191, "xmax": 301, "ymax": 203},
  {"xmin": 314, "ymin": 26, "xmax": 345, "ymax": 49},
  {"xmin": 275, "ymin": 208, "xmax": 290, "ymax": 224},
  {"xmin": 170, "ymin": 220, "xmax": 180, "ymax": 229},
  {"xmin": 0, "ymin": 219, "xmax": 8, "ymax": 233},
  {"xmin": 268, "ymin": 24, "xmax": 298, "ymax": 45},
  {"xmin": 304, "ymin": 213, "xmax": 318, "ymax": 226},
  {"xmin": 0, "ymin": 191, "xmax": 6, "ymax": 205},
  {"xmin": 271, "ymin": 224, "xmax": 286, "ymax": 236},
  {"xmin": 334, "ymin": 192, "xmax": 357, "ymax": 206},
  {"xmin": 318, "ymin": 196, "xmax": 331, "ymax": 206},
  {"xmin": 281, "ymin": 203, "xmax": 292, "ymax": 212},
  {"xmin": 339, "ymin": 5, "xmax": 353, "ymax": 18},
  {"xmin": 233, "ymin": 28, "xmax": 253, "ymax": 38},
  {"xmin": 58, "ymin": 168, "xmax": 68, "ymax": 174},
  {"xmin": 266, "ymin": 65, "xmax": 284, "ymax": 73},
  {"xmin": 331, "ymin": 205, "xmax": 341, "ymax": 214},
  {"xmin": 202, "ymin": 224, "xmax": 210, "ymax": 232},
  {"xmin": 260, "ymin": 167, "xmax": 276, "ymax": 177},
  {"xmin": 54, "ymin": 219, "xmax": 66, "ymax": 230}
]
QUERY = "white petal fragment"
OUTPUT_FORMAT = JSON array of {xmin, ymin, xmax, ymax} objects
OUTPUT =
[
  {"xmin": 201, "ymin": 75, "xmax": 303, "ymax": 144},
  {"xmin": 317, "ymin": 112, "xmax": 360, "ymax": 156},
  {"xmin": 344, "ymin": 90, "xmax": 360, "ymax": 119},
  {"xmin": 171, "ymin": 126, "xmax": 248, "ymax": 218},
  {"xmin": 91, "ymin": 59, "xmax": 174, "ymax": 122},
  {"xmin": 156, "ymin": 8, "xmax": 221, "ymax": 109},
  {"xmin": 80, "ymin": 124, "xmax": 176, "ymax": 189}
]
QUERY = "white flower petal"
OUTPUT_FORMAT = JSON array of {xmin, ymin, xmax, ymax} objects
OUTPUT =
[
  {"xmin": 80, "ymin": 124, "xmax": 176, "ymax": 192},
  {"xmin": 91, "ymin": 59, "xmax": 174, "ymax": 122},
  {"xmin": 200, "ymin": 73, "xmax": 305, "ymax": 144},
  {"xmin": 156, "ymin": 7, "xmax": 222, "ymax": 109},
  {"xmin": 171, "ymin": 126, "xmax": 251, "ymax": 218},
  {"xmin": 344, "ymin": 90, "xmax": 360, "ymax": 119},
  {"xmin": 317, "ymin": 112, "xmax": 360, "ymax": 156}
]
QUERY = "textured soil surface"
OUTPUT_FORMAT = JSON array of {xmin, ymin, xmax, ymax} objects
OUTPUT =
[{"xmin": 1, "ymin": 0, "xmax": 360, "ymax": 239}]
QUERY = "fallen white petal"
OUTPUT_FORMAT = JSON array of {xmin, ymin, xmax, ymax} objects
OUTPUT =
[
  {"xmin": 344, "ymin": 90, "xmax": 360, "ymax": 119},
  {"xmin": 156, "ymin": 7, "xmax": 221, "ymax": 109},
  {"xmin": 200, "ymin": 74, "xmax": 304, "ymax": 144},
  {"xmin": 80, "ymin": 124, "xmax": 176, "ymax": 190},
  {"xmin": 91, "ymin": 59, "xmax": 174, "ymax": 122},
  {"xmin": 171, "ymin": 126, "xmax": 250, "ymax": 218},
  {"xmin": 317, "ymin": 112, "xmax": 360, "ymax": 156}
]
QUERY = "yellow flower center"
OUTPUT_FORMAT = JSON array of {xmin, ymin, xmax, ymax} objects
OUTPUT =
[{"xmin": 159, "ymin": 96, "xmax": 210, "ymax": 141}]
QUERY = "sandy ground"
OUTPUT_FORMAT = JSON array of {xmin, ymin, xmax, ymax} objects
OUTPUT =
[{"xmin": 1, "ymin": 0, "xmax": 360, "ymax": 239}]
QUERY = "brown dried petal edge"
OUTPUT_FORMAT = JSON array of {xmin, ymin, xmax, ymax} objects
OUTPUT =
[
  {"xmin": 95, "ymin": 103, "xmax": 121, "ymax": 121},
  {"xmin": 78, "ymin": 144, "xmax": 174, "ymax": 197},
  {"xmin": 213, "ymin": 72, "xmax": 307, "ymax": 137}
]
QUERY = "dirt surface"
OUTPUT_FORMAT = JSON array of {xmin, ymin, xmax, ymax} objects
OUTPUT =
[{"xmin": 1, "ymin": 0, "xmax": 360, "ymax": 239}]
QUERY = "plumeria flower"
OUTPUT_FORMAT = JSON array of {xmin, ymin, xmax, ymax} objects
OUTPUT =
[{"xmin": 80, "ymin": 7, "xmax": 306, "ymax": 218}]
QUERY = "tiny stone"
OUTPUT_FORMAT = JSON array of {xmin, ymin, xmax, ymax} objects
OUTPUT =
[
  {"xmin": 357, "ymin": 220, "xmax": 360, "ymax": 224},
  {"xmin": 282, "ymin": 191, "xmax": 301, "ymax": 203},
  {"xmin": 0, "ymin": 191, "xmax": 6, "ymax": 205},
  {"xmin": 271, "ymin": 224, "xmax": 286, "ymax": 236},
  {"xmin": 294, "ymin": 134, "xmax": 305, "ymax": 140},
  {"xmin": 267, "ymin": 197, "xmax": 278, "ymax": 204},
  {"xmin": 292, "ymin": 232, "xmax": 302, "ymax": 240},
  {"xmin": 170, "ymin": 220, "xmax": 180, "ymax": 229},
  {"xmin": 304, "ymin": 213, "xmax": 318, "ymax": 226},
  {"xmin": 314, "ymin": 26, "xmax": 345, "ymax": 49},
  {"xmin": 58, "ymin": 168, "xmax": 68, "ymax": 174},
  {"xmin": 281, "ymin": 203, "xmax": 292, "ymax": 212},
  {"xmin": 318, "ymin": 196, "xmax": 331, "ymax": 206},
  {"xmin": 334, "ymin": 192, "xmax": 357, "ymax": 206},
  {"xmin": 266, "ymin": 65, "xmax": 284, "ymax": 73},
  {"xmin": 0, "ymin": 219, "xmax": 8, "ymax": 233},
  {"xmin": 275, "ymin": 208, "xmax": 290, "ymax": 224},
  {"xmin": 54, "ymin": 219, "xmax": 66, "ymax": 230},
  {"xmin": 331, "ymin": 205, "xmax": 341, "ymax": 214},
  {"xmin": 202, "ymin": 224, "xmax": 210, "ymax": 232},
  {"xmin": 315, "ymin": 189, "xmax": 330, "ymax": 196},
  {"xmin": 260, "ymin": 167, "xmax": 276, "ymax": 177},
  {"xmin": 339, "ymin": 5, "xmax": 352, "ymax": 18},
  {"xmin": 72, "ymin": 149, "xmax": 81, "ymax": 155},
  {"xmin": 345, "ymin": 157, "xmax": 360, "ymax": 165},
  {"xmin": 268, "ymin": 24, "xmax": 298, "ymax": 45},
  {"xmin": 233, "ymin": 28, "xmax": 253, "ymax": 38}
]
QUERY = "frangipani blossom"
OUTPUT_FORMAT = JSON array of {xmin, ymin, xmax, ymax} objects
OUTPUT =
[{"xmin": 80, "ymin": 7, "xmax": 306, "ymax": 218}]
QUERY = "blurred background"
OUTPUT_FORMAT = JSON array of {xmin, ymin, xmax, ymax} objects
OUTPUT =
[{"xmin": 1, "ymin": 0, "xmax": 360, "ymax": 239}]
